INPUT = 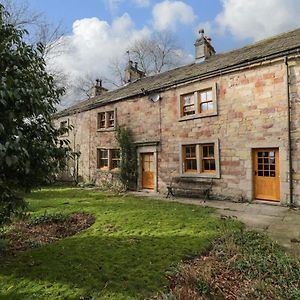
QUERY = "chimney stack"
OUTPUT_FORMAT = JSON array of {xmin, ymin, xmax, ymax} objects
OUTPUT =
[
  {"xmin": 124, "ymin": 60, "xmax": 145, "ymax": 84},
  {"xmin": 194, "ymin": 29, "xmax": 215, "ymax": 63},
  {"xmin": 91, "ymin": 79, "xmax": 108, "ymax": 97}
]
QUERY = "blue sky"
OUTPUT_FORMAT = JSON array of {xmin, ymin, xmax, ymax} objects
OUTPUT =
[
  {"xmin": 14, "ymin": 0, "xmax": 300, "ymax": 107},
  {"xmin": 25, "ymin": 0, "xmax": 248, "ymax": 54}
]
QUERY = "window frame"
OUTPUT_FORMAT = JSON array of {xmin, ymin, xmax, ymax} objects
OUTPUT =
[
  {"xmin": 179, "ymin": 83, "xmax": 218, "ymax": 121},
  {"xmin": 59, "ymin": 119, "xmax": 69, "ymax": 137},
  {"xmin": 97, "ymin": 148, "xmax": 121, "ymax": 171},
  {"xmin": 97, "ymin": 108, "xmax": 117, "ymax": 131},
  {"xmin": 180, "ymin": 139, "xmax": 220, "ymax": 178},
  {"xmin": 97, "ymin": 148, "xmax": 109, "ymax": 170}
]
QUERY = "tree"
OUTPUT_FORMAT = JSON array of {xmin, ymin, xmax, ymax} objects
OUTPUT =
[
  {"xmin": 74, "ymin": 32, "xmax": 186, "ymax": 91},
  {"xmin": 2, "ymin": 0, "xmax": 68, "ymax": 85},
  {"xmin": 0, "ymin": 5, "xmax": 71, "ymax": 224},
  {"xmin": 129, "ymin": 32, "xmax": 184, "ymax": 75}
]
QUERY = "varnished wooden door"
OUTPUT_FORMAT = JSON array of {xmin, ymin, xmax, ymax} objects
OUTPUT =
[
  {"xmin": 141, "ymin": 153, "xmax": 154, "ymax": 190},
  {"xmin": 253, "ymin": 149, "xmax": 280, "ymax": 201}
]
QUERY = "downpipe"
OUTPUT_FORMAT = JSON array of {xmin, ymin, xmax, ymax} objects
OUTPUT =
[{"xmin": 284, "ymin": 56, "xmax": 295, "ymax": 208}]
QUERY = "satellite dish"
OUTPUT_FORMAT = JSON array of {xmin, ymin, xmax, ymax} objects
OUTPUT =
[{"xmin": 148, "ymin": 93, "xmax": 160, "ymax": 102}]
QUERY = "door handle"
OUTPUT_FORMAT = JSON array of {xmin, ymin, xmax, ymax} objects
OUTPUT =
[{"xmin": 254, "ymin": 171, "xmax": 257, "ymax": 175}]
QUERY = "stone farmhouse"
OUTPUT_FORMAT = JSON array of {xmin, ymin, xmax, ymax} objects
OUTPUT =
[{"xmin": 54, "ymin": 28, "xmax": 300, "ymax": 206}]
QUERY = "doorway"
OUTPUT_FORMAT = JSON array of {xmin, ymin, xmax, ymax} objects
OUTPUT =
[
  {"xmin": 141, "ymin": 153, "xmax": 155, "ymax": 190},
  {"xmin": 253, "ymin": 148, "xmax": 280, "ymax": 201}
]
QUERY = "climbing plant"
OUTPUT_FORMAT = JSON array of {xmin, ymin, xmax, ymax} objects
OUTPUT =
[{"xmin": 115, "ymin": 126, "xmax": 137, "ymax": 190}]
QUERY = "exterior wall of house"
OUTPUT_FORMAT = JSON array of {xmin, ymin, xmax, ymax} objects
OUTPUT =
[
  {"xmin": 290, "ymin": 59, "xmax": 300, "ymax": 205},
  {"xmin": 55, "ymin": 57, "xmax": 300, "ymax": 206}
]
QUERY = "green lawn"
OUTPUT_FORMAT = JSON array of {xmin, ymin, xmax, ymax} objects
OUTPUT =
[{"xmin": 0, "ymin": 188, "xmax": 241, "ymax": 300}]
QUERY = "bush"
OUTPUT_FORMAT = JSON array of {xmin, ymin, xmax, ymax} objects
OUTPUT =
[
  {"xmin": 115, "ymin": 126, "xmax": 137, "ymax": 190},
  {"xmin": 29, "ymin": 212, "xmax": 71, "ymax": 225},
  {"xmin": 217, "ymin": 230, "xmax": 300, "ymax": 299},
  {"xmin": 97, "ymin": 173, "xmax": 126, "ymax": 194},
  {"xmin": 0, "ymin": 238, "xmax": 9, "ymax": 253}
]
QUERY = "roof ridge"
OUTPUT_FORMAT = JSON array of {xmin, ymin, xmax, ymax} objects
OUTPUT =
[{"xmin": 55, "ymin": 27, "xmax": 300, "ymax": 118}]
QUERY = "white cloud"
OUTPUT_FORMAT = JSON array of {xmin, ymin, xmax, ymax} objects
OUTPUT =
[
  {"xmin": 216, "ymin": 0, "xmax": 300, "ymax": 41},
  {"xmin": 50, "ymin": 14, "xmax": 151, "ymax": 107},
  {"xmin": 152, "ymin": 0, "xmax": 196, "ymax": 32}
]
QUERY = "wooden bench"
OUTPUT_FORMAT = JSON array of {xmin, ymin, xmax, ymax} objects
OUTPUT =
[{"xmin": 166, "ymin": 177, "xmax": 213, "ymax": 201}]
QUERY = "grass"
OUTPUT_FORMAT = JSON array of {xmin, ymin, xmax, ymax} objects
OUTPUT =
[{"xmin": 0, "ymin": 188, "xmax": 242, "ymax": 300}]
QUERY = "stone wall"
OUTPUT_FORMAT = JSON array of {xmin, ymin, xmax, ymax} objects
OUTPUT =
[{"xmin": 55, "ymin": 57, "xmax": 300, "ymax": 205}]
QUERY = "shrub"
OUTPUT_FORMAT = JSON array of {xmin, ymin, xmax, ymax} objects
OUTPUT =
[
  {"xmin": 29, "ymin": 212, "xmax": 71, "ymax": 225},
  {"xmin": 0, "ymin": 238, "xmax": 9, "ymax": 253},
  {"xmin": 115, "ymin": 126, "xmax": 137, "ymax": 190},
  {"xmin": 97, "ymin": 173, "xmax": 126, "ymax": 194}
]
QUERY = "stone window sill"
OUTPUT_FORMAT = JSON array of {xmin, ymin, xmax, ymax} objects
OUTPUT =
[
  {"xmin": 180, "ymin": 172, "xmax": 220, "ymax": 179},
  {"xmin": 96, "ymin": 127, "xmax": 115, "ymax": 132},
  {"xmin": 96, "ymin": 169, "xmax": 120, "ymax": 174},
  {"xmin": 179, "ymin": 111, "xmax": 218, "ymax": 122}
]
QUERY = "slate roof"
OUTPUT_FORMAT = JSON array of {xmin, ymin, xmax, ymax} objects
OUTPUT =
[{"xmin": 55, "ymin": 27, "xmax": 300, "ymax": 118}]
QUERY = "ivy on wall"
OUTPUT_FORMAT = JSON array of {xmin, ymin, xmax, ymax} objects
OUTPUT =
[{"xmin": 115, "ymin": 126, "xmax": 137, "ymax": 190}]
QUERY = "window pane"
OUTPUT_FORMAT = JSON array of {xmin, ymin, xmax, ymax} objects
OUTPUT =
[
  {"xmin": 200, "ymin": 100, "xmax": 213, "ymax": 112},
  {"xmin": 206, "ymin": 90, "xmax": 213, "ymax": 101},
  {"xmin": 210, "ymin": 159, "xmax": 216, "ymax": 170},
  {"xmin": 111, "ymin": 149, "xmax": 120, "ymax": 159},
  {"xmin": 200, "ymin": 92, "xmax": 207, "ymax": 102},
  {"xmin": 207, "ymin": 102, "xmax": 214, "ymax": 111},
  {"xmin": 183, "ymin": 94, "xmax": 194, "ymax": 105},
  {"xmin": 185, "ymin": 145, "xmax": 196, "ymax": 158},
  {"xmin": 200, "ymin": 102, "xmax": 208, "ymax": 112},
  {"xmin": 100, "ymin": 149, "xmax": 108, "ymax": 158},
  {"xmin": 202, "ymin": 144, "xmax": 214, "ymax": 158},
  {"xmin": 186, "ymin": 159, "xmax": 197, "ymax": 171},
  {"xmin": 112, "ymin": 159, "xmax": 120, "ymax": 169},
  {"xmin": 107, "ymin": 111, "xmax": 115, "ymax": 127},
  {"xmin": 98, "ymin": 112, "xmax": 106, "ymax": 128},
  {"xmin": 182, "ymin": 94, "xmax": 195, "ymax": 116}
]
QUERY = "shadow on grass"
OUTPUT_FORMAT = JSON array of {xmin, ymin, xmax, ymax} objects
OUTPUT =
[{"xmin": 0, "ymin": 233, "xmax": 215, "ymax": 299}]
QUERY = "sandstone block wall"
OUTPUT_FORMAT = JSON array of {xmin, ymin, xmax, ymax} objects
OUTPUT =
[{"xmin": 55, "ymin": 58, "xmax": 300, "ymax": 206}]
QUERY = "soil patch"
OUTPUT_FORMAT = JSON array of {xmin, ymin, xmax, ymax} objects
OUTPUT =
[
  {"xmin": 1, "ymin": 212, "xmax": 95, "ymax": 255},
  {"xmin": 158, "ymin": 231, "xmax": 300, "ymax": 300}
]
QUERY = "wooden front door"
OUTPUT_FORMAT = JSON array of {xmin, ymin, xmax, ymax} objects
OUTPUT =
[
  {"xmin": 141, "ymin": 153, "xmax": 155, "ymax": 190},
  {"xmin": 253, "ymin": 149, "xmax": 280, "ymax": 201}
]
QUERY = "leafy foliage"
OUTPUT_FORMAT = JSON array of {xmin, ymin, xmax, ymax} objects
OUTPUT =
[
  {"xmin": 229, "ymin": 231, "xmax": 300, "ymax": 299},
  {"xmin": 0, "ymin": 238, "xmax": 9, "ymax": 253},
  {"xmin": 167, "ymin": 230, "xmax": 300, "ymax": 299},
  {"xmin": 28, "ymin": 212, "xmax": 71, "ymax": 225},
  {"xmin": 116, "ymin": 126, "xmax": 137, "ymax": 190},
  {"xmin": 0, "ymin": 5, "xmax": 71, "ymax": 224}
]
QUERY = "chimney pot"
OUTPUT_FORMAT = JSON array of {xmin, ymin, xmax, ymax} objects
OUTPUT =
[
  {"xmin": 194, "ymin": 29, "xmax": 215, "ymax": 63},
  {"xmin": 124, "ymin": 59, "xmax": 145, "ymax": 84},
  {"xmin": 91, "ymin": 78, "xmax": 107, "ymax": 97}
]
